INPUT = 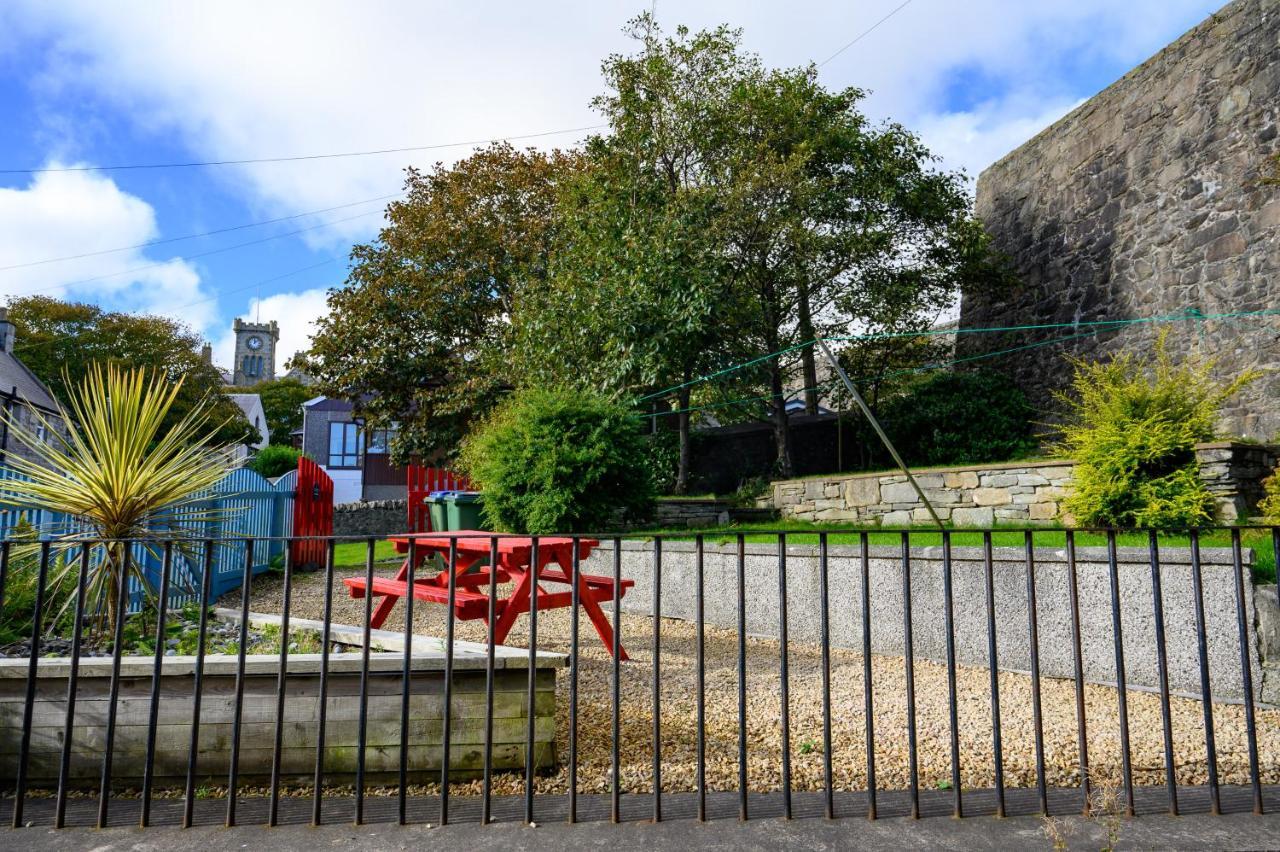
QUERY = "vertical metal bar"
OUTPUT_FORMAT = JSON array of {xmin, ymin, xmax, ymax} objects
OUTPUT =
[
  {"xmin": 696, "ymin": 534, "xmax": 707, "ymax": 822},
  {"xmin": 354, "ymin": 537, "xmax": 374, "ymax": 826},
  {"xmin": 818, "ymin": 532, "xmax": 834, "ymax": 821},
  {"xmin": 611, "ymin": 536, "xmax": 622, "ymax": 825},
  {"xmin": 901, "ymin": 531, "xmax": 919, "ymax": 819},
  {"xmin": 777, "ymin": 533, "xmax": 792, "ymax": 820},
  {"xmin": 97, "ymin": 544, "xmax": 131, "ymax": 828},
  {"xmin": 525, "ymin": 536, "xmax": 539, "ymax": 826},
  {"xmin": 1025, "ymin": 530, "xmax": 1047, "ymax": 817},
  {"xmin": 651, "ymin": 536, "xmax": 662, "ymax": 823},
  {"xmin": 481, "ymin": 535, "xmax": 499, "ymax": 825},
  {"xmin": 1065, "ymin": 531, "xmax": 1089, "ymax": 815},
  {"xmin": 737, "ymin": 533, "xmax": 748, "ymax": 822},
  {"xmin": 398, "ymin": 539, "xmax": 416, "ymax": 826},
  {"xmin": 1188, "ymin": 529, "xmax": 1220, "ymax": 815},
  {"xmin": 1105, "ymin": 530, "xmax": 1135, "ymax": 817},
  {"xmin": 226, "ymin": 539, "xmax": 255, "ymax": 828},
  {"xmin": 1230, "ymin": 528, "xmax": 1263, "ymax": 815},
  {"xmin": 568, "ymin": 538, "xmax": 581, "ymax": 824},
  {"xmin": 13, "ymin": 541, "xmax": 51, "ymax": 829},
  {"xmin": 942, "ymin": 532, "xmax": 962, "ymax": 819},
  {"xmin": 181, "ymin": 540, "xmax": 214, "ymax": 829},
  {"xmin": 312, "ymin": 540, "xmax": 336, "ymax": 826},
  {"xmin": 141, "ymin": 541, "xmax": 174, "ymax": 826},
  {"xmin": 440, "ymin": 537, "xmax": 458, "ymax": 826},
  {"xmin": 1147, "ymin": 531, "xmax": 1178, "ymax": 816},
  {"xmin": 860, "ymin": 532, "xmax": 876, "ymax": 821},
  {"xmin": 268, "ymin": 538, "xmax": 294, "ymax": 827},
  {"xmin": 982, "ymin": 532, "xmax": 1005, "ymax": 818},
  {"xmin": 0, "ymin": 541, "xmax": 9, "ymax": 619},
  {"xmin": 55, "ymin": 543, "xmax": 91, "ymax": 829}
]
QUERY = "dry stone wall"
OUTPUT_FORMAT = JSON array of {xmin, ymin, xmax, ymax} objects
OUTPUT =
[
  {"xmin": 957, "ymin": 0, "xmax": 1280, "ymax": 440},
  {"xmin": 771, "ymin": 460, "xmax": 1074, "ymax": 526}
]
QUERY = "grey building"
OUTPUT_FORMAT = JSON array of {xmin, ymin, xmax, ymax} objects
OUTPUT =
[
  {"xmin": 957, "ymin": 0, "xmax": 1279, "ymax": 440},
  {"xmin": 0, "ymin": 309, "xmax": 68, "ymax": 468},
  {"xmin": 299, "ymin": 395, "xmax": 405, "ymax": 503},
  {"xmin": 231, "ymin": 319, "xmax": 279, "ymax": 387}
]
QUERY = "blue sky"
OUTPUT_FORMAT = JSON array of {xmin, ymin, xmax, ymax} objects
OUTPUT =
[{"xmin": 0, "ymin": 0, "xmax": 1225, "ymax": 370}]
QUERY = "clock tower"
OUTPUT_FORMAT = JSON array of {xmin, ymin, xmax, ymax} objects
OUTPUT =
[{"xmin": 231, "ymin": 318, "xmax": 279, "ymax": 387}]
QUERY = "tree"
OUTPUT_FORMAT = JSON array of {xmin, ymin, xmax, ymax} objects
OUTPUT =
[
  {"xmin": 7, "ymin": 296, "xmax": 256, "ymax": 447},
  {"xmin": 249, "ymin": 376, "xmax": 312, "ymax": 445},
  {"xmin": 297, "ymin": 144, "xmax": 582, "ymax": 462}
]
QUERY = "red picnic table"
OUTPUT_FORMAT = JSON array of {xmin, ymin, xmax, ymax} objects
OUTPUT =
[{"xmin": 342, "ymin": 531, "xmax": 632, "ymax": 659}]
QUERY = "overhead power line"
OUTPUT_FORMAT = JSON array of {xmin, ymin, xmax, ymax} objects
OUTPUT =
[
  {"xmin": 0, "ymin": 125, "xmax": 606, "ymax": 175},
  {"xmin": 0, "ymin": 192, "xmax": 400, "ymax": 273},
  {"xmin": 817, "ymin": 0, "xmax": 916, "ymax": 67},
  {"xmin": 8, "ymin": 208, "xmax": 380, "ymax": 300}
]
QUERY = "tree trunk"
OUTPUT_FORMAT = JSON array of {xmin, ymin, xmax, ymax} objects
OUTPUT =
[
  {"xmin": 675, "ymin": 385, "xmax": 691, "ymax": 495},
  {"xmin": 769, "ymin": 362, "xmax": 793, "ymax": 478},
  {"xmin": 797, "ymin": 282, "xmax": 820, "ymax": 415}
]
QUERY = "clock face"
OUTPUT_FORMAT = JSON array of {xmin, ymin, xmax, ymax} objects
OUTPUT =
[{"xmin": 247, "ymin": 335, "xmax": 263, "ymax": 351}]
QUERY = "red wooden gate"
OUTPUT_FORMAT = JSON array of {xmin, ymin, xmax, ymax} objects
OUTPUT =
[
  {"xmin": 406, "ymin": 463, "xmax": 470, "ymax": 532},
  {"xmin": 292, "ymin": 456, "xmax": 334, "ymax": 569}
]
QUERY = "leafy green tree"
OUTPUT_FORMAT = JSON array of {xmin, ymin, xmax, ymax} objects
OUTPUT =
[
  {"xmin": 249, "ymin": 377, "xmax": 312, "ymax": 445},
  {"xmin": 7, "ymin": 296, "xmax": 255, "ymax": 447},
  {"xmin": 459, "ymin": 388, "xmax": 654, "ymax": 533},
  {"xmin": 297, "ymin": 144, "xmax": 582, "ymax": 462}
]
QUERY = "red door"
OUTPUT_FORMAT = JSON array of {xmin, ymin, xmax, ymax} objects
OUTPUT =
[{"xmin": 292, "ymin": 456, "xmax": 334, "ymax": 570}]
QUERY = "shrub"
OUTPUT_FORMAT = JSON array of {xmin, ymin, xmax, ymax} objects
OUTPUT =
[
  {"xmin": 1055, "ymin": 333, "xmax": 1257, "ymax": 529},
  {"xmin": 642, "ymin": 428, "xmax": 680, "ymax": 495},
  {"xmin": 882, "ymin": 369, "xmax": 1038, "ymax": 467},
  {"xmin": 1260, "ymin": 467, "xmax": 1280, "ymax": 523},
  {"xmin": 248, "ymin": 444, "xmax": 301, "ymax": 479},
  {"xmin": 459, "ymin": 388, "xmax": 655, "ymax": 533}
]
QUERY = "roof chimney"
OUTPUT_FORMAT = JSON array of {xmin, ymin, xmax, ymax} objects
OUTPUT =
[
  {"xmin": 0, "ymin": 308, "xmax": 15, "ymax": 354},
  {"xmin": 201, "ymin": 342, "xmax": 213, "ymax": 364}
]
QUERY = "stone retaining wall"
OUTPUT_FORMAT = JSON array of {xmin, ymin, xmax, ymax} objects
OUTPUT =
[
  {"xmin": 1197, "ymin": 442, "xmax": 1280, "ymax": 521},
  {"xmin": 652, "ymin": 499, "xmax": 777, "ymax": 529},
  {"xmin": 585, "ymin": 539, "xmax": 1278, "ymax": 705},
  {"xmin": 770, "ymin": 460, "xmax": 1074, "ymax": 526}
]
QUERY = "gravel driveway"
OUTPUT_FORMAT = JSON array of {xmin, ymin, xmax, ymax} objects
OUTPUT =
[{"xmin": 232, "ymin": 565, "xmax": 1280, "ymax": 799}]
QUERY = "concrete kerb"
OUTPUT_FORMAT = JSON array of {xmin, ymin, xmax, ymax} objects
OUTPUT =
[{"xmin": 583, "ymin": 539, "xmax": 1276, "ymax": 705}]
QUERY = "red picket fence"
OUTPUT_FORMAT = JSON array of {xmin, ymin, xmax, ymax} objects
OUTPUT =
[
  {"xmin": 291, "ymin": 456, "xmax": 334, "ymax": 569},
  {"xmin": 406, "ymin": 463, "xmax": 471, "ymax": 533}
]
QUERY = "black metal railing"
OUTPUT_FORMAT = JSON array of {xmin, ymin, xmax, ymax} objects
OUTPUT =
[{"xmin": 0, "ymin": 526, "xmax": 1276, "ymax": 829}]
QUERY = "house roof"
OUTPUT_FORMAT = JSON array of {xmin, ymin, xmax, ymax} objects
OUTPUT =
[
  {"xmin": 0, "ymin": 350, "xmax": 62, "ymax": 414},
  {"xmin": 303, "ymin": 395, "xmax": 355, "ymax": 413}
]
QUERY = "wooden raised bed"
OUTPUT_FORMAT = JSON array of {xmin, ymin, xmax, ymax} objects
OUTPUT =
[{"xmin": 0, "ymin": 646, "xmax": 564, "ymax": 789}]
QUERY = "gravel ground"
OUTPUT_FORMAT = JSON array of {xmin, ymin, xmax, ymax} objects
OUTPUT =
[{"xmin": 224, "ymin": 565, "xmax": 1279, "ymax": 799}]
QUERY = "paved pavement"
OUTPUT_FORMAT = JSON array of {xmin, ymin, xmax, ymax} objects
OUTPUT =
[{"xmin": 8, "ymin": 810, "xmax": 1280, "ymax": 851}]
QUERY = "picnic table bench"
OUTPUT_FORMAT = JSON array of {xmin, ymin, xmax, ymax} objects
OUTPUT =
[{"xmin": 342, "ymin": 531, "xmax": 632, "ymax": 659}]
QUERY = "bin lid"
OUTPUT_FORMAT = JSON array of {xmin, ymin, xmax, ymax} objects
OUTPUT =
[
  {"xmin": 444, "ymin": 491, "xmax": 483, "ymax": 503},
  {"xmin": 426, "ymin": 490, "xmax": 457, "ymax": 500}
]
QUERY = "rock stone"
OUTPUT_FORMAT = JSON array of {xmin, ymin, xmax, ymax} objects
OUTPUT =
[
  {"xmin": 972, "ymin": 488, "xmax": 1013, "ymax": 506},
  {"xmin": 844, "ymin": 477, "xmax": 881, "ymax": 507}
]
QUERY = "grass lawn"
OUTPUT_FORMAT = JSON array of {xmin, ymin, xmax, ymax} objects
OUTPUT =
[
  {"xmin": 331, "ymin": 539, "xmax": 401, "ymax": 569},
  {"xmin": 622, "ymin": 520, "xmax": 1278, "ymax": 584}
]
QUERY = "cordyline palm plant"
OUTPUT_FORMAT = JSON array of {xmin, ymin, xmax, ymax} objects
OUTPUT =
[{"xmin": 0, "ymin": 364, "xmax": 236, "ymax": 637}]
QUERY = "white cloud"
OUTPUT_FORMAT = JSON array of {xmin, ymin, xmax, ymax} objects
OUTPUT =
[
  {"xmin": 213, "ymin": 287, "xmax": 330, "ymax": 375},
  {"xmin": 2, "ymin": 0, "xmax": 1222, "ymax": 230},
  {"xmin": 0, "ymin": 167, "xmax": 215, "ymax": 328}
]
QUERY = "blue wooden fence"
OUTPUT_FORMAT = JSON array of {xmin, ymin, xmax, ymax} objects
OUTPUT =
[{"xmin": 0, "ymin": 465, "xmax": 296, "ymax": 610}]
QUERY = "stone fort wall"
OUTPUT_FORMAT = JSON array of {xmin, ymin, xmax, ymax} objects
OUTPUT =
[{"xmin": 958, "ymin": 0, "xmax": 1280, "ymax": 440}]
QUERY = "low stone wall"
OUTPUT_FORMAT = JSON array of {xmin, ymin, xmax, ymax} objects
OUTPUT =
[
  {"xmin": 770, "ymin": 460, "xmax": 1074, "ymax": 526},
  {"xmin": 333, "ymin": 499, "xmax": 408, "ymax": 537},
  {"xmin": 1196, "ymin": 442, "xmax": 1280, "ymax": 521},
  {"xmin": 770, "ymin": 441, "xmax": 1280, "ymax": 526},
  {"xmin": 0, "ymin": 647, "xmax": 563, "ymax": 787},
  {"xmin": 584, "ymin": 539, "xmax": 1278, "ymax": 705},
  {"xmin": 652, "ymin": 499, "xmax": 776, "ymax": 529}
]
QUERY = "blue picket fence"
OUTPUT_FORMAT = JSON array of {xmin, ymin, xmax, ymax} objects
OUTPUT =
[{"xmin": 0, "ymin": 465, "xmax": 296, "ymax": 611}]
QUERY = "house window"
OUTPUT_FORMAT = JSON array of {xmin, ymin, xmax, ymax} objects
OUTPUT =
[
  {"xmin": 367, "ymin": 426, "xmax": 398, "ymax": 455},
  {"xmin": 327, "ymin": 422, "xmax": 364, "ymax": 468}
]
